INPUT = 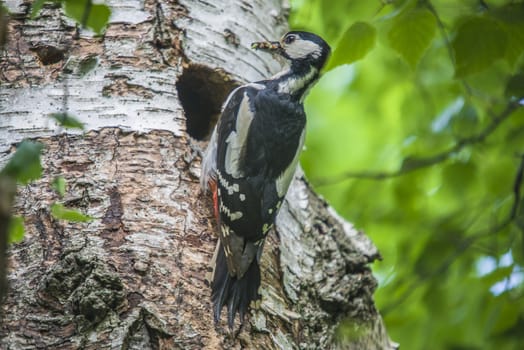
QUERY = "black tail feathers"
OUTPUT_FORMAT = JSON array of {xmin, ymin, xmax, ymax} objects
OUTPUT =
[{"xmin": 212, "ymin": 244, "xmax": 261, "ymax": 329}]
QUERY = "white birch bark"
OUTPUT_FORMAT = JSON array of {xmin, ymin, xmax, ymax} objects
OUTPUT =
[{"xmin": 0, "ymin": 0, "xmax": 397, "ymax": 348}]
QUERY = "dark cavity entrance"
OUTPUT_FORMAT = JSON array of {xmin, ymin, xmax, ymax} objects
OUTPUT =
[{"xmin": 176, "ymin": 64, "xmax": 239, "ymax": 140}]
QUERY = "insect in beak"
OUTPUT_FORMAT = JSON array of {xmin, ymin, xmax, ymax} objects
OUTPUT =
[{"xmin": 251, "ymin": 40, "xmax": 282, "ymax": 53}]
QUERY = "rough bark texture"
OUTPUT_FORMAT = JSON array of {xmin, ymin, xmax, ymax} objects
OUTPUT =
[{"xmin": 0, "ymin": 0, "xmax": 397, "ymax": 349}]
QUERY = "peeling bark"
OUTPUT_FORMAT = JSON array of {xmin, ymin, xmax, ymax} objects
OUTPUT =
[{"xmin": 0, "ymin": 0, "xmax": 396, "ymax": 349}]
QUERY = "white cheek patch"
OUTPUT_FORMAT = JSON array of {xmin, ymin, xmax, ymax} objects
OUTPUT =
[{"xmin": 285, "ymin": 40, "xmax": 321, "ymax": 60}]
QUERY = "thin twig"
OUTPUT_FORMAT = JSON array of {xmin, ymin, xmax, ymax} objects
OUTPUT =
[
  {"xmin": 424, "ymin": 0, "xmax": 474, "ymax": 97},
  {"xmin": 510, "ymin": 154, "xmax": 524, "ymax": 219}
]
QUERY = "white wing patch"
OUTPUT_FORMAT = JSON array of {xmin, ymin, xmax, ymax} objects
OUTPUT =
[
  {"xmin": 276, "ymin": 129, "xmax": 306, "ymax": 197},
  {"xmin": 217, "ymin": 171, "xmax": 239, "ymax": 195},
  {"xmin": 224, "ymin": 92, "xmax": 254, "ymax": 178},
  {"xmin": 220, "ymin": 201, "xmax": 243, "ymax": 221},
  {"xmin": 200, "ymin": 83, "xmax": 265, "ymax": 190}
]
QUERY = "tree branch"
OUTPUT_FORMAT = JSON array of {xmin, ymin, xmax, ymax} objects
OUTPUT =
[
  {"xmin": 381, "ymin": 153, "xmax": 524, "ymax": 315},
  {"xmin": 314, "ymin": 100, "xmax": 522, "ymax": 186},
  {"xmin": 510, "ymin": 154, "xmax": 524, "ymax": 220}
]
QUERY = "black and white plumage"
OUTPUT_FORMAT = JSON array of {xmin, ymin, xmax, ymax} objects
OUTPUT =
[{"xmin": 200, "ymin": 31, "xmax": 331, "ymax": 328}]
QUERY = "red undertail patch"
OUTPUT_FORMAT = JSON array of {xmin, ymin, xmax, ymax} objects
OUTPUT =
[{"xmin": 209, "ymin": 178, "xmax": 219, "ymax": 222}]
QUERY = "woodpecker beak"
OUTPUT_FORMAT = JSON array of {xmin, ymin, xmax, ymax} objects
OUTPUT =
[{"xmin": 251, "ymin": 40, "xmax": 282, "ymax": 53}]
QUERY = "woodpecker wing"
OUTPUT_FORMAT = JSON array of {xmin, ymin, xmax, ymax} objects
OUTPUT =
[{"xmin": 215, "ymin": 85, "xmax": 306, "ymax": 278}]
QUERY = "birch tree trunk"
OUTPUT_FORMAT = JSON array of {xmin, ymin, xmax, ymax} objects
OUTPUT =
[{"xmin": 0, "ymin": 0, "xmax": 397, "ymax": 348}]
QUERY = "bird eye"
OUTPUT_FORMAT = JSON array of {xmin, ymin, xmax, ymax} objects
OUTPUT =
[{"xmin": 284, "ymin": 35, "xmax": 295, "ymax": 45}]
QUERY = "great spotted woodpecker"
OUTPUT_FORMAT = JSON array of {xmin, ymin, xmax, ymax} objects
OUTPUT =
[{"xmin": 200, "ymin": 31, "xmax": 331, "ymax": 328}]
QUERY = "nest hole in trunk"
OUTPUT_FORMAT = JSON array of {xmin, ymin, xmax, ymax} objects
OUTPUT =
[{"xmin": 176, "ymin": 64, "xmax": 239, "ymax": 140}]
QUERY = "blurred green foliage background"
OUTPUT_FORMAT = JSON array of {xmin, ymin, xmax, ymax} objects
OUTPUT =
[{"xmin": 290, "ymin": 0, "xmax": 524, "ymax": 348}]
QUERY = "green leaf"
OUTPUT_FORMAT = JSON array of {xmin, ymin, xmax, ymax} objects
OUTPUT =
[
  {"xmin": 502, "ymin": 22, "xmax": 524, "ymax": 68},
  {"xmin": 8, "ymin": 216, "xmax": 24, "ymax": 243},
  {"xmin": 452, "ymin": 16, "xmax": 508, "ymax": 77},
  {"xmin": 51, "ymin": 203, "xmax": 93, "ymax": 222},
  {"xmin": 87, "ymin": 3, "xmax": 111, "ymax": 34},
  {"xmin": 1, "ymin": 141, "xmax": 44, "ymax": 184},
  {"xmin": 491, "ymin": 3, "xmax": 524, "ymax": 68},
  {"xmin": 387, "ymin": 7, "xmax": 437, "ymax": 69},
  {"xmin": 50, "ymin": 113, "xmax": 85, "ymax": 130},
  {"xmin": 0, "ymin": 6, "xmax": 6, "ymax": 50},
  {"xmin": 63, "ymin": 0, "xmax": 111, "ymax": 35},
  {"xmin": 31, "ymin": 0, "xmax": 51, "ymax": 18},
  {"xmin": 505, "ymin": 73, "xmax": 524, "ymax": 99},
  {"xmin": 491, "ymin": 299, "xmax": 520, "ymax": 334},
  {"xmin": 326, "ymin": 21, "xmax": 376, "ymax": 71},
  {"xmin": 451, "ymin": 104, "xmax": 480, "ymax": 137},
  {"xmin": 31, "ymin": 0, "xmax": 46, "ymax": 18},
  {"xmin": 480, "ymin": 265, "xmax": 514, "ymax": 287},
  {"xmin": 52, "ymin": 176, "xmax": 66, "ymax": 197},
  {"xmin": 63, "ymin": 0, "xmax": 86, "ymax": 22},
  {"xmin": 78, "ymin": 55, "xmax": 98, "ymax": 76},
  {"xmin": 442, "ymin": 161, "xmax": 477, "ymax": 193}
]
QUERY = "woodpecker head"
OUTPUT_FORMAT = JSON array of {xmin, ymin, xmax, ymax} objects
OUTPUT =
[{"xmin": 252, "ymin": 31, "xmax": 331, "ymax": 71}]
